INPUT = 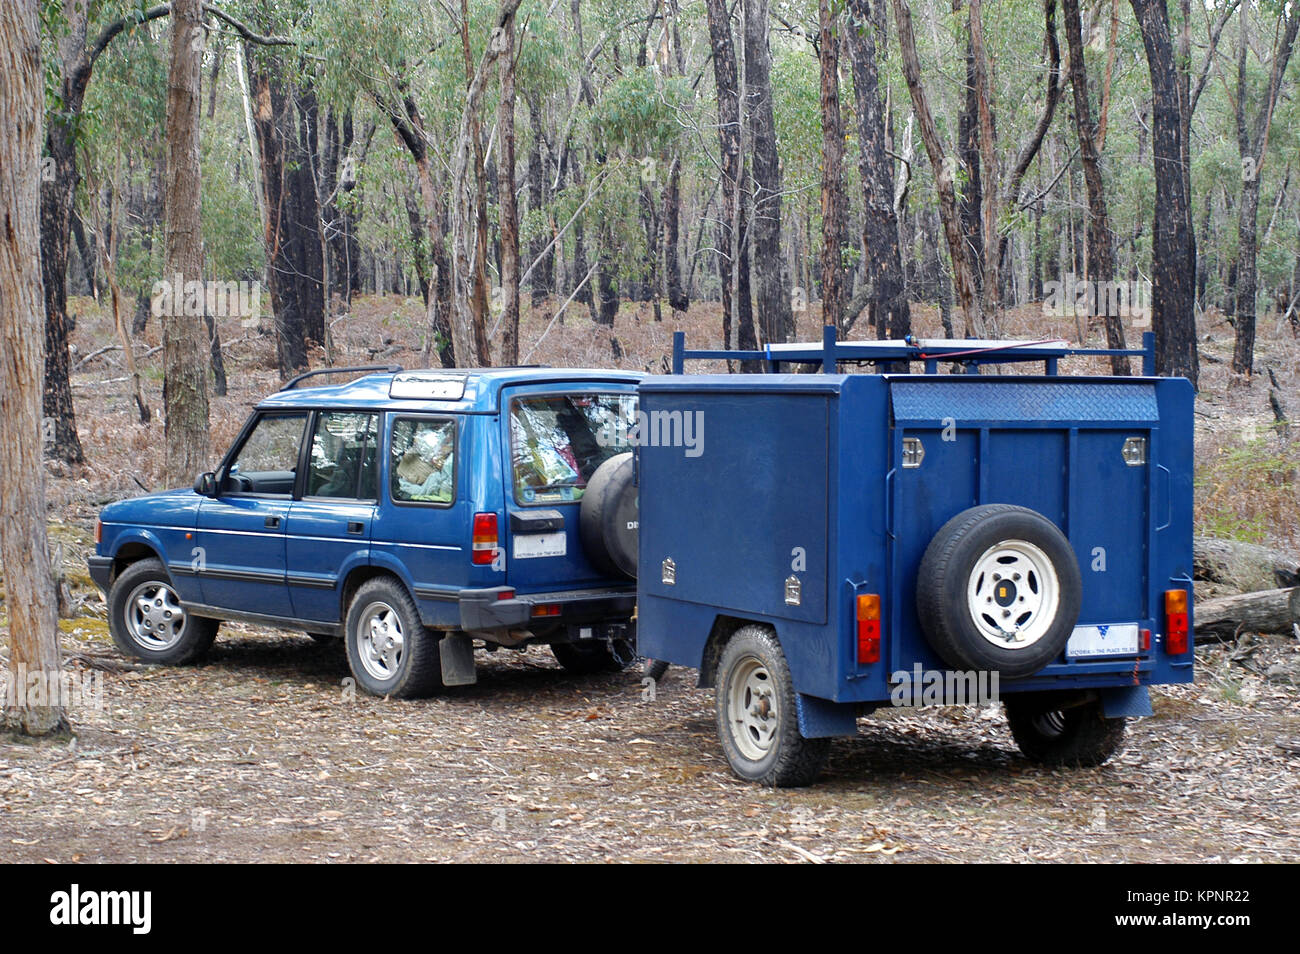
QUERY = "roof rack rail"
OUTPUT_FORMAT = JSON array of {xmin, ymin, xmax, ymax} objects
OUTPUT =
[
  {"xmin": 670, "ymin": 327, "xmax": 1155, "ymax": 376},
  {"xmin": 281, "ymin": 364, "xmax": 403, "ymax": 391}
]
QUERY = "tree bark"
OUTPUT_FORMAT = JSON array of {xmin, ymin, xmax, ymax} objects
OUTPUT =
[
  {"xmin": 1194, "ymin": 536, "xmax": 1300, "ymax": 592},
  {"xmin": 744, "ymin": 0, "xmax": 792, "ymax": 344},
  {"xmin": 818, "ymin": 0, "xmax": 845, "ymax": 334},
  {"xmin": 704, "ymin": 0, "xmax": 758, "ymax": 355},
  {"xmin": 1195, "ymin": 587, "xmax": 1300, "ymax": 640},
  {"xmin": 1230, "ymin": 8, "xmax": 1298, "ymax": 375},
  {"xmin": 845, "ymin": 0, "xmax": 911, "ymax": 354},
  {"xmin": 891, "ymin": 0, "xmax": 981, "ymax": 335},
  {"xmin": 449, "ymin": 0, "xmax": 523, "ymax": 367},
  {"xmin": 1062, "ymin": 0, "xmax": 1128, "ymax": 372},
  {"xmin": 0, "ymin": 0, "xmax": 68, "ymax": 736},
  {"xmin": 1129, "ymin": 0, "xmax": 1198, "ymax": 385},
  {"xmin": 497, "ymin": 15, "xmax": 521, "ymax": 365},
  {"xmin": 162, "ymin": 0, "xmax": 210, "ymax": 486}
]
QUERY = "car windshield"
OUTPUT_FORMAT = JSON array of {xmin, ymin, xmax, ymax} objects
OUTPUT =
[{"xmin": 510, "ymin": 393, "xmax": 636, "ymax": 504}]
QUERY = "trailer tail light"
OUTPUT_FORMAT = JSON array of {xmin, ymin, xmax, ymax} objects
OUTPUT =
[
  {"xmin": 856, "ymin": 594, "xmax": 881, "ymax": 664},
  {"xmin": 471, "ymin": 513, "xmax": 499, "ymax": 565},
  {"xmin": 1164, "ymin": 589, "xmax": 1189, "ymax": 654}
]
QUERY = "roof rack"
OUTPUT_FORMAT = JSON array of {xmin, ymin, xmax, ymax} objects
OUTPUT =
[
  {"xmin": 281, "ymin": 364, "xmax": 403, "ymax": 391},
  {"xmin": 670, "ymin": 327, "xmax": 1155, "ymax": 376}
]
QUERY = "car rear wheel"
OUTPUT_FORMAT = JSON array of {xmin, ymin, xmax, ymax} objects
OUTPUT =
[
  {"xmin": 108, "ymin": 558, "xmax": 217, "ymax": 665},
  {"xmin": 1004, "ymin": 696, "xmax": 1126, "ymax": 766},
  {"xmin": 344, "ymin": 577, "xmax": 443, "ymax": 698},
  {"xmin": 715, "ymin": 625, "xmax": 829, "ymax": 787}
]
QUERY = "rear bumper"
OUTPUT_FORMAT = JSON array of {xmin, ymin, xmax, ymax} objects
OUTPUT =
[
  {"xmin": 88, "ymin": 556, "xmax": 114, "ymax": 594},
  {"xmin": 458, "ymin": 585, "xmax": 635, "ymax": 632}
]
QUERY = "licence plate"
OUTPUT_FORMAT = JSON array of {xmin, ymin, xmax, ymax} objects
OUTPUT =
[
  {"xmin": 513, "ymin": 532, "xmax": 566, "ymax": 559},
  {"xmin": 1066, "ymin": 623, "xmax": 1139, "ymax": 658}
]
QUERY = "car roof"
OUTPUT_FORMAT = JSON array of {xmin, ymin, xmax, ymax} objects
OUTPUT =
[{"xmin": 257, "ymin": 367, "xmax": 644, "ymax": 414}]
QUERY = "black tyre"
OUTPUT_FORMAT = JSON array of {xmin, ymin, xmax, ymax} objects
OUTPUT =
[
  {"xmin": 579, "ymin": 452, "xmax": 638, "ymax": 578},
  {"xmin": 916, "ymin": 504, "xmax": 1082, "ymax": 679},
  {"xmin": 344, "ymin": 577, "xmax": 443, "ymax": 698},
  {"xmin": 1004, "ymin": 696, "xmax": 1126, "ymax": 766},
  {"xmin": 715, "ymin": 625, "xmax": 829, "ymax": 787},
  {"xmin": 643, "ymin": 658, "xmax": 670, "ymax": 682},
  {"xmin": 550, "ymin": 637, "xmax": 636, "ymax": 674},
  {"xmin": 107, "ymin": 558, "xmax": 217, "ymax": 665}
]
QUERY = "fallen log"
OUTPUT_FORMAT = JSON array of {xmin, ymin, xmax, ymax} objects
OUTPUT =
[
  {"xmin": 1193, "ymin": 536, "xmax": 1300, "ymax": 592},
  {"xmin": 1194, "ymin": 586, "xmax": 1300, "ymax": 642}
]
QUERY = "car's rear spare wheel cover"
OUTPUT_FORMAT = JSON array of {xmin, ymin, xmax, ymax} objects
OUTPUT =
[{"xmin": 579, "ymin": 452, "xmax": 638, "ymax": 578}]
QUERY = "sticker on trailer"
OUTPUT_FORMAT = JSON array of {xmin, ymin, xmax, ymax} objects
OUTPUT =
[
  {"xmin": 1066, "ymin": 623, "xmax": 1139, "ymax": 658},
  {"xmin": 513, "ymin": 532, "xmax": 567, "ymax": 559}
]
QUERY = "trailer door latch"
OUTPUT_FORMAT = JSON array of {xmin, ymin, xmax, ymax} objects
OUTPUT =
[{"xmin": 902, "ymin": 437, "xmax": 925, "ymax": 468}]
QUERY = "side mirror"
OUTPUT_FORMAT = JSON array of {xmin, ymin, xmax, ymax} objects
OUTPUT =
[{"xmin": 194, "ymin": 472, "xmax": 217, "ymax": 497}]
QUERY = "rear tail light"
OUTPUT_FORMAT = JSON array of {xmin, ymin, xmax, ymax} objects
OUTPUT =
[
  {"xmin": 1164, "ymin": 589, "xmax": 1189, "ymax": 654},
  {"xmin": 95, "ymin": 520, "xmax": 103, "ymax": 545},
  {"xmin": 856, "ymin": 594, "xmax": 881, "ymax": 664},
  {"xmin": 471, "ymin": 513, "xmax": 499, "ymax": 565},
  {"xmin": 530, "ymin": 604, "xmax": 561, "ymax": 618}
]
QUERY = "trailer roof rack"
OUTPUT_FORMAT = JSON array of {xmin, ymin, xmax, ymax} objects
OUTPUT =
[{"xmin": 670, "ymin": 326, "xmax": 1155, "ymax": 376}]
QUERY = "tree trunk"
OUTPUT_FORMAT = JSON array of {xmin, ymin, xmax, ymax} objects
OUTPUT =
[
  {"xmin": 449, "ymin": 0, "xmax": 523, "ymax": 368},
  {"xmin": 1195, "ymin": 587, "xmax": 1300, "ymax": 640},
  {"xmin": 744, "ymin": 0, "xmax": 792, "ymax": 344},
  {"xmin": 1230, "ymin": 8, "xmax": 1298, "ymax": 375},
  {"xmin": 1194, "ymin": 536, "xmax": 1300, "ymax": 593},
  {"xmin": 1062, "ymin": 0, "xmax": 1128, "ymax": 373},
  {"xmin": 818, "ymin": 0, "xmax": 845, "ymax": 334},
  {"xmin": 891, "ymin": 0, "xmax": 981, "ymax": 336},
  {"xmin": 497, "ymin": 15, "xmax": 521, "ymax": 365},
  {"xmin": 162, "ymin": 0, "xmax": 210, "ymax": 487},
  {"xmin": 704, "ymin": 0, "xmax": 758, "ymax": 356},
  {"xmin": 0, "ymin": 0, "xmax": 68, "ymax": 736},
  {"xmin": 845, "ymin": 0, "xmax": 911, "ymax": 356},
  {"xmin": 662, "ymin": 156, "xmax": 689, "ymax": 314},
  {"xmin": 1129, "ymin": 0, "xmax": 1198, "ymax": 385},
  {"xmin": 526, "ymin": 95, "xmax": 554, "ymax": 308},
  {"xmin": 968, "ymin": 0, "xmax": 1000, "ymax": 330}
]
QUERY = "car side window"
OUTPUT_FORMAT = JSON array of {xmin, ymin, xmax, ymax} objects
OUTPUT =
[
  {"xmin": 226, "ymin": 413, "xmax": 308, "ymax": 496},
  {"xmin": 307, "ymin": 412, "xmax": 380, "ymax": 500},
  {"xmin": 390, "ymin": 418, "xmax": 456, "ymax": 505}
]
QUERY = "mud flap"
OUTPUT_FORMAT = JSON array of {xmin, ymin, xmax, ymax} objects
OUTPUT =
[
  {"xmin": 1100, "ymin": 685, "xmax": 1152, "ymax": 718},
  {"xmin": 795, "ymin": 693, "xmax": 858, "ymax": 739},
  {"xmin": 439, "ymin": 634, "xmax": 477, "ymax": 686}
]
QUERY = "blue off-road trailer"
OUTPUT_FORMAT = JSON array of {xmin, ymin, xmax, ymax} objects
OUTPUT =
[{"xmin": 635, "ymin": 330, "xmax": 1194, "ymax": 786}]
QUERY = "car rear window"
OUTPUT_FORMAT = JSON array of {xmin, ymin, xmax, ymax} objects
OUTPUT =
[{"xmin": 510, "ymin": 393, "xmax": 636, "ymax": 504}]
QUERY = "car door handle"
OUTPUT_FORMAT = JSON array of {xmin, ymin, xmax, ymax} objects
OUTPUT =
[
  {"xmin": 265, "ymin": 516, "xmax": 281, "ymax": 528},
  {"xmin": 347, "ymin": 521, "xmax": 365, "ymax": 535}
]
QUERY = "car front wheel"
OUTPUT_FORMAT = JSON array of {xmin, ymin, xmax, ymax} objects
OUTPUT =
[{"xmin": 108, "ymin": 558, "xmax": 217, "ymax": 665}]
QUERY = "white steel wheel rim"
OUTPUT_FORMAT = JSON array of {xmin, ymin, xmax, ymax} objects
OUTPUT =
[
  {"xmin": 727, "ymin": 655, "xmax": 780, "ymax": 762},
  {"xmin": 357, "ymin": 601, "xmax": 405, "ymax": 681},
  {"xmin": 966, "ymin": 539, "xmax": 1060, "ymax": 650},
  {"xmin": 125, "ymin": 581, "xmax": 187, "ymax": 651}
]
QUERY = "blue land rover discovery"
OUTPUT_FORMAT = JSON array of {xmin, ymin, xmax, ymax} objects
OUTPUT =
[{"xmin": 88, "ymin": 366, "xmax": 644, "ymax": 697}]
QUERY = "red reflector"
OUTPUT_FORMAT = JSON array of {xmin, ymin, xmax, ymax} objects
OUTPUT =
[
  {"xmin": 856, "ymin": 594, "xmax": 881, "ymax": 665},
  {"xmin": 1165, "ymin": 589, "xmax": 1189, "ymax": 655},
  {"xmin": 1140, "ymin": 628, "xmax": 1151, "ymax": 652},
  {"xmin": 471, "ymin": 513, "xmax": 498, "ymax": 565},
  {"xmin": 497, "ymin": 589, "xmax": 515, "ymax": 601}
]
